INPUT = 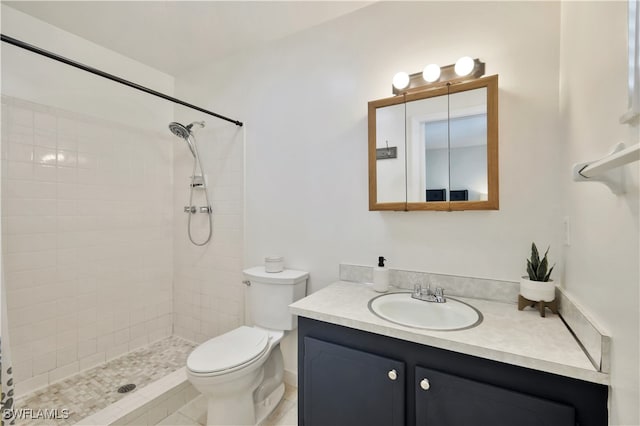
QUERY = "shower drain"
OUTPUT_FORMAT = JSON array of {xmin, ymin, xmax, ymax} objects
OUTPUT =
[{"xmin": 117, "ymin": 384, "xmax": 136, "ymax": 394}]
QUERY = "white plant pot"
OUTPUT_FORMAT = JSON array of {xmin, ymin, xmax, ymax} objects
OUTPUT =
[{"xmin": 520, "ymin": 277, "xmax": 556, "ymax": 302}]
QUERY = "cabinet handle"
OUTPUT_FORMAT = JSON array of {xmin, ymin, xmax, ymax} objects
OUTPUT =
[
  {"xmin": 420, "ymin": 378, "xmax": 431, "ymax": 390},
  {"xmin": 387, "ymin": 369, "xmax": 398, "ymax": 381}
]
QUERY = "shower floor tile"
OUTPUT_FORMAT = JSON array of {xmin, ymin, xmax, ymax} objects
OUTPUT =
[{"xmin": 14, "ymin": 336, "xmax": 196, "ymax": 425}]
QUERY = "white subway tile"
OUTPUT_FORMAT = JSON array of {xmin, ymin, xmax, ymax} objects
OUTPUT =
[
  {"xmin": 96, "ymin": 333, "xmax": 115, "ymax": 353},
  {"xmin": 128, "ymin": 335, "xmax": 149, "ymax": 352},
  {"xmin": 10, "ymin": 107, "xmax": 34, "ymax": 127},
  {"xmin": 12, "ymin": 358, "xmax": 33, "ymax": 382},
  {"xmin": 34, "ymin": 131, "xmax": 57, "ymax": 148},
  {"xmin": 79, "ymin": 352, "xmax": 105, "ymax": 371},
  {"xmin": 56, "ymin": 312, "xmax": 79, "ymax": 333},
  {"xmin": 56, "ymin": 344, "xmax": 78, "ymax": 367},
  {"xmin": 32, "ymin": 351, "xmax": 57, "ymax": 375},
  {"xmin": 56, "ymin": 329, "xmax": 77, "ymax": 350},
  {"xmin": 7, "ymin": 161, "xmax": 34, "ymax": 180},
  {"xmin": 31, "ymin": 335, "xmax": 57, "ymax": 357},
  {"xmin": 32, "ymin": 164, "xmax": 57, "ymax": 182},
  {"xmin": 7, "ymin": 128, "xmax": 34, "ymax": 145},
  {"xmin": 4, "ymin": 100, "xmax": 178, "ymax": 378},
  {"xmin": 57, "ymin": 149, "xmax": 78, "ymax": 167},
  {"xmin": 77, "ymin": 338, "xmax": 97, "ymax": 359},
  {"xmin": 106, "ymin": 343, "xmax": 128, "ymax": 361},
  {"xmin": 78, "ymin": 322, "xmax": 98, "ymax": 341},
  {"xmin": 10, "ymin": 342, "xmax": 33, "ymax": 362},
  {"xmin": 4, "ymin": 250, "xmax": 57, "ymax": 272},
  {"xmin": 5, "ymin": 233, "xmax": 57, "ymax": 253},
  {"xmin": 48, "ymin": 361, "xmax": 79, "ymax": 383},
  {"xmin": 57, "ymin": 136, "xmax": 78, "ymax": 151},
  {"xmin": 15, "ymin": 373, "xmax": 48, "ymax": 398},
  {"xmin": 56, "ymin": 166, "xmax": 77, "ymax": 183},
  {"xmin": 34, "ymin": 146, "xmax": 57, "ymax": 165},
  {"xmin": 34, "ymin": 112, "xmax": 57, "ymax": 132},
  {"xmin": 113, "ymin": 328, "xmax": 130, "ymax": 345}
]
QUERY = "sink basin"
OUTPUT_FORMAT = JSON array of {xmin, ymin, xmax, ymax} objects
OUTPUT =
[{"xmin": 368, "ymin": 292, "xmax": 482, "ymax": 331}]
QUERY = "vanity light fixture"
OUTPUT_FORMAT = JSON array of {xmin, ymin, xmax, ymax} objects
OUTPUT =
[
  {"xmin": 392, "ymin": 71, "xmax": 410, "ymax": 90},
  {"xmin": 454, "ymin": 56, "xmax": 475, "ymax": 76},
  {"xmin": 392, "ymin": 57, "xmax": 485, "ymax": 95},
  {"xmin": 422, "ymin": 64, "xmax": 441, "ymax": 83}
]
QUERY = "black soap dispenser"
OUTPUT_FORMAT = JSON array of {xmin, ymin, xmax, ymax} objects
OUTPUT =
[{"xmin": 373, "ymin": 256, "xmax": 389, "ymax": 292}]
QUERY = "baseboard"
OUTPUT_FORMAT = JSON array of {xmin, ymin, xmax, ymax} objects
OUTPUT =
[{"xmin": 283, "ymin": 368, "xmax": 298, "ymax": 388}]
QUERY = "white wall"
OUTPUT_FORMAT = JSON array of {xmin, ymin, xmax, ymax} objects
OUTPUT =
[
  {"xmin": 0, "ymin": 5, "xmax": 174, "ymax": 131},
  {"xmin": 1, "ymin": 5, "xmax": 175, "ymax": 395},
  {"xmin": 173, "ymin": 0, "xmax": 562, "ymax": 385},
  {"xmin": 176, "ymin": 1, "xmax": 563, "ymax": 285},
  {"xmin": 559, "ymin": 2, "xmax": 639, "ymax": 424}
]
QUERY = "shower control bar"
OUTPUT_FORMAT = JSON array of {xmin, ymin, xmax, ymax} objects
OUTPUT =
[
  {"xmin": 1, "ymin": 34, "xmax": 243, "ymax": 127},
  {"xmin": 183, "ymin": 205, "xmax": 212, "ymax": 214}
]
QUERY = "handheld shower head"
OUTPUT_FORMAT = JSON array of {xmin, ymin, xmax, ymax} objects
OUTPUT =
[
  {"xmin": 169, "ymin": 122, "xmax": 190, "ymax": 138},
  {"xmin": 168, "ymin": 122, "xmax": 197, "ymax": 157}
]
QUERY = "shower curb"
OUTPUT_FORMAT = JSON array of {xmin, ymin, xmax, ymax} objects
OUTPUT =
[{"xmin": 75, "ymin": 368, "xmax": 199, "ymax": 425}]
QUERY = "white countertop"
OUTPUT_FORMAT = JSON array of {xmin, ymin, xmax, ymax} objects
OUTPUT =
[{"xmin": 289, "ymin": 281, "xmax": 609, "ymax": 385}]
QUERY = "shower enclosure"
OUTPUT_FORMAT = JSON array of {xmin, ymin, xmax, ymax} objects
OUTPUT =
[{"xmin": 0, "ymin": 18, "xmax": 245, "ymax": 424}]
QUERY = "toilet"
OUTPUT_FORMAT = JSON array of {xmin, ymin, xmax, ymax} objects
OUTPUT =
[{"xmin": 186, "ymin": 267, "xmax": 309, "ymax": 426}]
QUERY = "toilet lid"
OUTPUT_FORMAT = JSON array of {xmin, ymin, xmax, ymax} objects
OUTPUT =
[{"xmin": 187, "ymin": 326, "xmax": 270, "ymax": 374}]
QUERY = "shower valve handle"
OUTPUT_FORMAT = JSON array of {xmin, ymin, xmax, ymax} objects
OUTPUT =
[{"xmin": 184, "ymin": 206, "xmax": 196, "ymax": 214}]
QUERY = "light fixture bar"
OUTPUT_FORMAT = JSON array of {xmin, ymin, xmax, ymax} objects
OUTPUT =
[{"xmin": 392, "ymin": 58, "xmax": 485, "ymax": 95}]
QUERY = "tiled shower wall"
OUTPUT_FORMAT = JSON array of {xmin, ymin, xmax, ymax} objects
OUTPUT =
[
  {"xmin": 172, "ymin": 125, "xmax": 244, "ymax": 343},
  {"xmin": 1, "ymin": 96, "xmax": 174, "ymax": 396}
]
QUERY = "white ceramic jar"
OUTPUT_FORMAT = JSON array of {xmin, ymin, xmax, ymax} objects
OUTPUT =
[{"xmin": 265, "ymin": 256, "xmax": 284, "ymax": 273}]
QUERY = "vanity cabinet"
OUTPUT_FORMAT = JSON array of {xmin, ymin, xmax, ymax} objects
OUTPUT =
[
  {"xmin": 298, "ymin": 317, "xmax": 607, "ymax": 426},
  {"xmin": 303, "ymin": 337, "xmax": 404, "ymax": 426},
  {"xmin": 414, "ymin": 366, "xmax": 574, "ymax": 426}
]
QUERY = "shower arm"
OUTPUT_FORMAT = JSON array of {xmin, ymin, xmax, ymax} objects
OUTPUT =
[{"xmin": 1, "ymin": 34, "xmax": 243, "ymax": 127}]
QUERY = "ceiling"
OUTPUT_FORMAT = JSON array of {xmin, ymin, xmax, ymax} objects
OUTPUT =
[{"xmin": 5, "ymin": 1, "xmax": 371, "ymax": 76}]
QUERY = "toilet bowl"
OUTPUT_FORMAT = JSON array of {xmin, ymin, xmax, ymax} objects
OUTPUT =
[{"xmin": 186, "ymin": 267, "xmax": 308, "ymax": 426}]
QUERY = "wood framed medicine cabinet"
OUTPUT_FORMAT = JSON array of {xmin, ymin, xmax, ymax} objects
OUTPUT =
[{"xmin": 368, "ymin": 75, "xmax": 499, "ymax": 211}]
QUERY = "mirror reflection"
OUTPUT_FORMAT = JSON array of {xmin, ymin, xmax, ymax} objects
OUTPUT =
[
  {"xmin": 376, "ymin": 102, "xmax": 405, "ymax": 203},
  {"xmin": 368, "ymin": 75, "xmax": 498, "ymax": 211}
]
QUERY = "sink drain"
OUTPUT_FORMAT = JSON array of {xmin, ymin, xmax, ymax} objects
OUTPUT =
[{"xmin": 117, "ymin": 383, "xmax": 136, "ymax": 394}]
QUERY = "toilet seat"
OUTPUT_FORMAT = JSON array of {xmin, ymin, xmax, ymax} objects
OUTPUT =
[{"xmin": 187, "ymin": 326, "xmax": 270, "ymax": 375}]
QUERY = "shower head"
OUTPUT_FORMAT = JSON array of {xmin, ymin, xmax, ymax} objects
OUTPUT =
[
  {"xmin": 169, "ymin": 122, "xmax": 191, "ymax": 139},
  {"xmin": 168, "ymin": 121, "xmax": 197, "ymax": 158}
]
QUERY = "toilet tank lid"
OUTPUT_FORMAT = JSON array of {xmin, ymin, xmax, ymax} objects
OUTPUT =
[{"xmin": 243, "ymin": 266, "xmax": 309, "ymax": 285}]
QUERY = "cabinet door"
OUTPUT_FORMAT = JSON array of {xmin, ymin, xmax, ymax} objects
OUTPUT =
[
  {"xmin": 303, "ymin": 337, "xmax": 405, "ymax": 426},
  {"xmin": 415, "ymin": 366, "xmax": 575, "ymax": 426}
]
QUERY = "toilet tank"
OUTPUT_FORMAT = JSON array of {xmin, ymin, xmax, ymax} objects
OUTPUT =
[{"xmin": 243, "ymin": 267, "xmax": 309, "ymax": 331}]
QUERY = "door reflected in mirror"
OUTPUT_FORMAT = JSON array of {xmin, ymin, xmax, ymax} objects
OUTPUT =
[{"xmin": 449, "ymin": 88, "xmax": 488, "ymax": 202}]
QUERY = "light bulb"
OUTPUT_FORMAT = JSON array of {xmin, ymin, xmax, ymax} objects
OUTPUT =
[
  {"xmin": 422, "ymin": 64, "xmax": 441, "ymax": 83},
  {"xmin": 392, "ymin": 72, "xmax": 410, "ymax": 90},
  {"xmin": 454, "ymin": 56, "xmax": 475, "ymax": 77}
]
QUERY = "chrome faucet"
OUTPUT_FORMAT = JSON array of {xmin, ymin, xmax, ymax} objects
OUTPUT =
[{"xmin": 412, "ymin": 283, "xmax": 446, "ymax": 303}]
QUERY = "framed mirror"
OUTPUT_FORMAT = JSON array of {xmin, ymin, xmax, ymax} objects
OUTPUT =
[{"xmin": 368, "ymin": 75, "xmax": 498, "ymax": 211}]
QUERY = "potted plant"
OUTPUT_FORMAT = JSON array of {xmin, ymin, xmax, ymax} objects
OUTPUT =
[{"xmin": 520, "ymin": 242, "xmax": 556, "ymax": 302}]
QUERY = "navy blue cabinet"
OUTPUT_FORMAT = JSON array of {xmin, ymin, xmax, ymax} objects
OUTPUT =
[
  {"xmin": 298, "ymin": 317, "xmax": 607, "ymax": 426},
  {"xmin": 303, "ymin": 337, "xmax": 405, "ymax": 426},
  {"xmin": 415, "ymin": 366, "xmax": 575, "ymax": 426}
]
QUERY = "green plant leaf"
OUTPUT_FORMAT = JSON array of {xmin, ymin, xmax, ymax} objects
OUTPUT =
[
  {"xmin": 530, "ymin": 243, "xmax": 540, "ymax": 269},
  {"xmin": 536, "ymin": 256, "xmax": 548, "ymax": 282},
  {"xmin": 544, "ymin": 265, "xmax": 555, "ymax": 282},
  {"xmin": 526, "ymin": 259, "xmax": 538, "ymax": 280}
]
